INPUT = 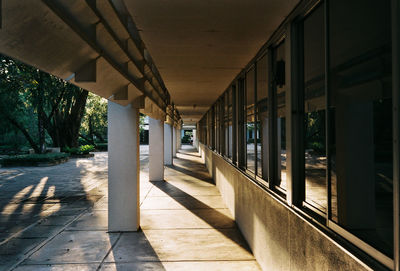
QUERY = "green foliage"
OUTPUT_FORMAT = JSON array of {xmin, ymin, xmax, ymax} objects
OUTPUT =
[
  {"xmin": 64, "ymin": 145, "xmax": 94, "ymax": 155},
  {"xmin": 80, "ymin": 145, "xmax": 94, "ymax": 154},
  {"xmin": 0, "ymin": 152, "xmax": 69, "ymax": 166},
  {"xmin": 95, "ymin": 143, "xmax": 108, "ymax": 151},
  {"xmin": 80, "ymin": 92, "xmax": 107, "ymax": 143},
  {"xmin": 305, "ymin": 111, "xmax": 325, "ymax": 154},
  {"xmin": 182, "ymin": 135, "xmax": 191, "ymax": 143},
  {"xmin": 139, "ymin": 114, "xmax": 146, "ymax": 133},
  {"xmin": 0, "ymin": 54, "xmax": 89, "ymax": 151}
]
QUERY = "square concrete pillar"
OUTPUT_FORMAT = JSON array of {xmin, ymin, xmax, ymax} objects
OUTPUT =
[
  {"xmin": 164, "ymin": 123, "xmax": 173, "ymax": 165},
  {"xmin": 173, "ymin": 126, "xmax": 177, "ymax": 157},
  {"xmin": 149, "ymin": 118, "xmax": 164, "ymax": 181},
  {"xmin": 108, "ymin": 101, "xmax": 139, "ymax": 232},
  {"xmin": 193, "ymin": 129, "xmax": 198, "ymax": 149},
  {"xmin": 177, "ymin": 128, "xmax": 182, "ymax": 150}
]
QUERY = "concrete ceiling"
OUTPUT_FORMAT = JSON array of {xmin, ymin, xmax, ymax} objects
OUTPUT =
[
  {"xmin": 124, "ymin": 0, "xmax": 299, "ymax": 124},
  {"xmin": 0, "ymin": 0, "xmax": 299, "ymax": 125}
]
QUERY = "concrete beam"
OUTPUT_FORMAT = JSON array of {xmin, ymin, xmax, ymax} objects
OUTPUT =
[
  {"xmin": 149, "ymin": 118, "xmax": 164, "ymax": 181},
  {"xmin": 75, "ymin": 58, "xmax": 97, "ymax": 82},
  {"xmin": 131, "ymin": 95, "xmax": 145, "ymax": 109},
  {"xmin": 113, "ymin": 85, "xmax": 129, "ymax": 100},
  {"xmin": 108, "ymin": 101, "xmax": 140, "ymax": 232}
]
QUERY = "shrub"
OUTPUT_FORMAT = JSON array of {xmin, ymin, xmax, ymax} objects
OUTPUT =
[
  {"xmin": 95, "ymin": 143, "xmax": 108, "ymax": 151},
  {"xmin": 65, "ymin": 145, "xmax": 94, "ymax": 155},
  {"xmin": 80, "ymin": 145, "xmax": 94, "ymax": 154},
  {"xmin": 0, "ymin": 152, "xmax": 70, "ymax": 166}
]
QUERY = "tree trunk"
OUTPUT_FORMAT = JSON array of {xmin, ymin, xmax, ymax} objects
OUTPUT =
[
  {"xmin": 37, "ymin": 70, "xmax": 46, "ymax": 153},
  {"xmin": 5, "ymin": 114, "xmax": 40, "ymax": 153},
  {"xmin": 46, "ymin": 88, "xmax": 89, "ymax": 148}
]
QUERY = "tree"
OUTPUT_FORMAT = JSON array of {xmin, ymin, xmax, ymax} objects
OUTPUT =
[
  {"xmin": 0, "ymin": 55, "xmax": 42, "ymax": 152},
  {"xmin": 80, "ymin": 92, "xmax": 108, "ymax": 145},
  {"xmin": 0, "ymin": 54, "xmax": 89, "ymax": 152}
]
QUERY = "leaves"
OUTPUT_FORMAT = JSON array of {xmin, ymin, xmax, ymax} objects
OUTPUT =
[{"xmin": 0, "ymin": 54, "xmax": 89, "ymax": 149}]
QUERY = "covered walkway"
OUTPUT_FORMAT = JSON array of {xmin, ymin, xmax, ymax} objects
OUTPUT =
[{"xmin": 0, "ymin": 146, "xmax": 260, "ymax": 271}]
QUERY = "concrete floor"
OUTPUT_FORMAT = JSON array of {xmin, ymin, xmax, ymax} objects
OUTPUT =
[{"xmin": 0, "ymin": 146, "xmax": 260, "ymax": 270}]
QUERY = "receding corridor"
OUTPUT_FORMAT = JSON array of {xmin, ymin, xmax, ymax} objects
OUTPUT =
[{"xmin": 0, "ymin": 146, "xmax": 260, "ymax": 271}]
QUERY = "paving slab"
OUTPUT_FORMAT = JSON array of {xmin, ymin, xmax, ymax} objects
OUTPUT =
[
  {"xmin": 0, "ymin": 254, "xmax": 22, "ymax": 271},
  {"xmin": 0, "ymin": 149, "xmax": 262, "ymax": 270},
  {"xmin": 100, "ymin": 262, "xmax": 166, "ymax": 271},
  {"xmin": 66, "ymin": 210, "xmax": 107, "ymax": 231},
  {"xmin": 162, "ymin": 261, "xmax": 261, "ymax": 271},
  {"xmin": 140, "ymin": 195, "xmax": 227, "ymax": 210},
  {"xmin": 140, "ymin": 208, "xmax": 235, "ymax": 230},
  {"xmin": 106, "ymin": 229, "xmax": 254, "ymax": 262},
  {"xmin": 147, "ymin": 181, "xmax": 220, "ymax": 197},
  {"xmin": 25, "ymin": 231, "xmax": 119, "ymax": 264},
  {"xmin": 104, "ymin": 232, "xmax": 161, "ymax": 263},
  {"xmin": 18, "ymin": 225, "xmax": 63, "ymax": 238},
  {"xmin": 0, "ymin": 237, "xmax": 46, "ymax": 255},
  {"xmin": 13, "ymin": 264, "xmax": 99, "ymax": 271},
  {"xmin": 37, "ymin": 215, "xmax": 77, "ymax": 226}
]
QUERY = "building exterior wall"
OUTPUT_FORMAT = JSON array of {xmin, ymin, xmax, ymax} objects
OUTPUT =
[
  {"xmin": 200, "ymin": 143, "xmax": 375, "ymax": 271},
  {"xmin": 197, "ymin": 0, "xmax": 396, "ymax": 269}
]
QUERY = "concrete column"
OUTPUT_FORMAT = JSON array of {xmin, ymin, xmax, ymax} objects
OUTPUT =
[
  {"xmin": 178, "ymin": 129, "xmax": 182, "ymax": 150},
  {"xmin": 149, "ymin": 118, "xmax": 164, "ymax": 181},
  {"xmin": 193, "ymin": 129, "xmax": 198, "ymax": 149},
  {"xmin": 108, "ymin": 101, "xmax": 139, "ymax": 232},
  {"xmin": 176, "ymin": 128, "xmax": 181, "ymax": 151},
  {"xmin": 164, "ymin": 123, "xmax": 173, "ymax": 165},
  {"xmin": 173, "ymin": 127, "xmax": 177, "ymax": 157}
]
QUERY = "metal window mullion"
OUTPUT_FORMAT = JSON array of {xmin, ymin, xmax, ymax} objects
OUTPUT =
[
  {"xmin": 268, "ymin": 50, "xmax": 277, "ymax": 189},
  {"xmin": 392, "ymin": 0, "xmax": 400, "ymax": 270},
  {"xmin": 233, "ymin": 88, "xmax": 236, "ymax": 161},
  {"xmin": 324, "ymin": 0, "xmax": 332, "ymax": 225},
  {"xmin": 254, "ymin": 62, "xmax": 258, "ymax": 177},
  {"xmin": 289, "ymin": 20, "xmax": 305, "ymax": 206},
  {"xmin": 238, "ymin": 79, "xmax": 246, "ymax": 168}
]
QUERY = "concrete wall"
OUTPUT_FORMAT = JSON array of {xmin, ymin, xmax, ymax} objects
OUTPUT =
[{"xmin": 199, "ymin": 143, "xmax": 373, "ymax": 271}]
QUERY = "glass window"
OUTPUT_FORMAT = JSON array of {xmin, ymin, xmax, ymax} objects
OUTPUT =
[
  {"xmin": 238, "ymin": 78, "xmax": 246, "ymax": 168},
  {"xmin": 303, "ymin": 3, "xmax": 326, "ymax": 213},
  {"xmin": 273, "ymin": 41, "xmax": 287, "ymax": 191},
  {"xmin": 214, "ymin": 103, "xmax": 219, "ymax": 152},
  {"xmin": 224, "ymin": 91, "xmax": 229, "ymax": 157},
  {"xmin": 211, "ymin": 107, "xmax": 215, "ymax": 150},
  {"xmin": 257, "ymin": 55, "xmax": 268, "ymax": 179},
  {"xmin": 246, "ymin": 67, "xmax": 256, "ymax": 173},
  {"xmin": 329, "ymin": 0, "xmax": 392, "ymax": 257},
  {"xmin": 228, "ymin": 88, "xmax": 233, "ymax": 159},
  {"xmin": 218, "ymin": 98, "xmax": 224, "ymax": 155}
]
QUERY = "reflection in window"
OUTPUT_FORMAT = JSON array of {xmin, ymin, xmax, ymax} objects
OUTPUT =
[
  {"xmin": 329, "ymin": 0, "xmax": 393, "ymax": 257},
  {"xmin": 256, "ymin": 55, "xmax": 268, "ymax": 179},
  {"xmin": 228, "ymin": 88, "xmax": 233, "ymax": 159},
  {"xmin": 303, "ymin": 3, "xmax": 326, "ymax": 212},
  {"xmin": 224, "ymin": 92, "xmax": 229, "ymax": 157},
  {"xmin": 246, "ymin": 67, "xmax": 256, "ymax": 173},
  {"xmin": 274, "ymin": 41, "xmax": 286, "ymax": 191},
  {"xmin": 219, "ymin": 97, "xmax": 225, "ymax": 155}
]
